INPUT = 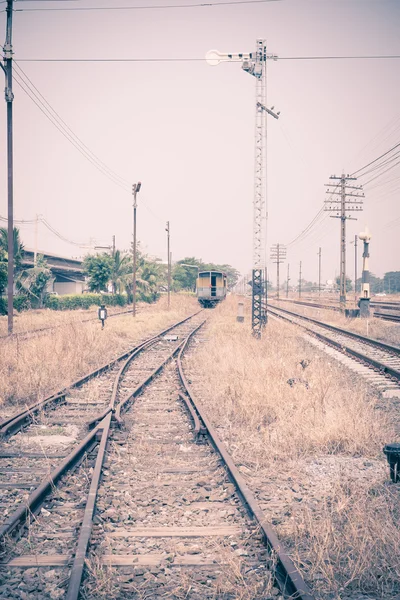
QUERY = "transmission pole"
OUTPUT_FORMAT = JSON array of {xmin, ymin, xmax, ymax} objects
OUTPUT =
[
  {"xmin": 2, "ymin": 0, "xmax": 14, "ymax": 334},
  {"xmin": 270, "ymin": 243, "xmax": 286, "ymax": 300},
  {"xmin": 354, "ymin": 234, "xmax": 357, "ymax": 304},
  {"xmin": 132, "ymin": 182, "xmax": 141, "ymax": 317},
  {"xmin": 299, "ymin": 261, "xmax": 302, "ymax": 299},
  {"xmin": 318, "ymin": 247, "xmax": 321, "ymax": 297},
  {"xmin": 166, "ymin": 221, "xmax": 171, "ymax": 309},
  {"xmin": 286, "ymin": 263, "xmax": 290, "ymax": 298},
  {"xmin": 325, "ymin": 174, "xmax": 364, "ymax": 306}
]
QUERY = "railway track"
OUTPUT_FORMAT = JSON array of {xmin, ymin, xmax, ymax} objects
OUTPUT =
[
  {"xmin": 268, "ymin": 304, "xmax": 400, "ymax": 398},
  {"xmin": 0, "ymin": 311, "xmax": 313, "ymax": 599},
  {"xmin": 275, "ymin": 297, "xmax": 400, "ymax": 323}
]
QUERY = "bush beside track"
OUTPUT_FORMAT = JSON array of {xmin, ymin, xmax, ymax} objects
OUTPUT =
[{"xmin": 44, "ymin": 293, "xmax": 127, "ymax": 311}]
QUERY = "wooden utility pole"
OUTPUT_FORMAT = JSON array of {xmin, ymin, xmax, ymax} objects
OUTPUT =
[
  {"xmin": 270, "ymin": 243, "xmax": 286, "ymax": 300},
  {"xmin": 299, "ymin": 261, "xmax": 302, "ymax": 299},
  {"xmin": 3, "ymin": 0, "xmax": 14, "ymax": 334},
  {"xmin": 132, "ymin": 182, "xmax": 141, "ymax": 317},
  {"xmin": 325, "ymin": 174, "xmax": 364, "ymax": 306},
  {"xmin": 166, "ymin": 221, "xmax": 171, "ymax": 309},
  {"xmin": 286, "ymin": 263, "xmax": 290, "ymax": 298},
  {"xmin": 318, "ymin": 247, "xmax": 321, "ymax": 297}
]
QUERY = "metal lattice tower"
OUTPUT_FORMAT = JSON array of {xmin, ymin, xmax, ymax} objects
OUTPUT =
[
  {"xmin": 252, "ymin": 40, "xmax": 267, "ymax": 273},
  {"xmin": 206, "ymin": 40, "xmax": 278, "ymax": 337}
]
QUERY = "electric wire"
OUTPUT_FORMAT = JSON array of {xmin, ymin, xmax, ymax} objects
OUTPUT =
[
  {"xmin": 14, "ymin": 55, "xmax": 400, "ymax": 62},
  {"xmin": 351, "ymin": 141, "xmax": 400, "ymax": 176},
  {"xmin": 15, "ymin": 0, "xmax": 281, "ymax": 9},
  {"xmin": 14, "ymin": 61, "xmax": 131, "ymax": 187},
  {"xmin": 0, "ymin": 215, "xmax": 94, "ymax": 248},
  {"xmin": 12, "ymin": 70, "xmax": 132, "ymax": 193}
]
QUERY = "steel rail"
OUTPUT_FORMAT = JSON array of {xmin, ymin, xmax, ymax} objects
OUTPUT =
[
  {"xmin": 269, "ymin": 304, "xmax": 400, "ymax": 355},
  {"xmin": 0, "ymin": 310, "xmax": 203, "ymax": 437},
  {"xmin": 276, "ymin": 298, "xmax": 400, "ymax": 323},
  {"xmin": 0, "ymin": 310, "xmax": 205, "ymax": 591},
  {"xmin": 177, "ymin": 325, "xmax": 315, "ymax": 600},
  {"xmin": 0, "ymin": 421, "xmax": 102, "ymax": 542},
  {"xmin": 64, "ymin": 316, "xmax": 207, "ymax": 599},
  {"xmin": 114, "ymin": 322, "xmax": 206, "ymax": 425},
  {"xmin": 268, "ymin": 306, "xmax": 400, "ymax": 381},
  {"xmin": 65, "ymin": 413, "xmax": 112, "ymax": 600}
]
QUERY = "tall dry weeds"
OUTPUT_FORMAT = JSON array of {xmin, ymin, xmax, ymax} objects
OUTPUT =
[
  {"xmin": 188, "ymin": 296, "xmax": 392, "ymax": 463},
  {"xmin": 185, "ymin": 296, "xmax": 400, "ymax": 598},
  {"xmin": 0, "ymin": 294, "xmax": 197, "ymax": 410}
]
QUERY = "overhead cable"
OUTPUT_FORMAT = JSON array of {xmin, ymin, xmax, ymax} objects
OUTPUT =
[
  {"xmin": 15, "ymin": 0, "xmax": 281, "ymax": 9},
  {"xmin": 12, "ymin": 69, "xmax": 131, "ymax": 192},
  {"xmin": 14, "ymin": 62, "xmax": 130, "ymax": 187},
  {"xmin": 15, "ymin": 55, "xmax": 400, "ymax": 62}
]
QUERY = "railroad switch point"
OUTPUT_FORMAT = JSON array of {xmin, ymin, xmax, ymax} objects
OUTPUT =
[
  {"xmin": 383, "ymin": 443, "xmax": 400, "ymax": 483},
  {"xmin": 164, "ymin": 335, "xmax": 178, "ymax": 341}
]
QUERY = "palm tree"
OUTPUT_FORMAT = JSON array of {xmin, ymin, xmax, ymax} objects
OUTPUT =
[
  {"xmin": 111, "ymin": 250, "xmax": 131, "ymax": 294},
  {"xmin": 110, "ymin": 250, "xmax": 149, "ymax": 301},
  {"xmin": 0, "ymin": 227, "xmax": 25, "ymax": 272}
]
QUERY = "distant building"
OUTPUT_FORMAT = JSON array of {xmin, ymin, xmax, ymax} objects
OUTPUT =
[{"xmin": 22, "ymin": 250, "xmax": 86, "ymax": 296}]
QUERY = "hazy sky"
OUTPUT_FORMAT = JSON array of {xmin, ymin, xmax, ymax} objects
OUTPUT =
[{"xmin": 0, "ymin": 0, "xmax": 399, "ymax": 284}]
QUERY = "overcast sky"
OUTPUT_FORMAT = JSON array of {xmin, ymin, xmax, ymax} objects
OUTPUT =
[{"xmin": 0, "ymin": 0, "xmax": 399, "ymax": 284}]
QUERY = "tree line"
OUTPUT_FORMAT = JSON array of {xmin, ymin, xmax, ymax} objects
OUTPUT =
[
  {"xmin": 0, "ymin": 228, "xmax": 240, "ymax": 312},
  {"xmin": 83, "ymin": 251, "xmax": 240, "ymax": 300}
]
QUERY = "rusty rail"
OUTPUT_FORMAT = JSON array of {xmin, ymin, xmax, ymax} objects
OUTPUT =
[
  {"xmin": 268, "ymin": 305, "xmax": 400, "ymax": 381},
  {"xmin": 0, "ymin": 310, "xmax": 203, "ymax": 437},
  {"xmin": 177, "ymin": 323, "xmax": 315, "ymax": 600}
]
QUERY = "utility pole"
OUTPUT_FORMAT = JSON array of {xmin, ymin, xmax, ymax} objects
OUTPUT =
[
  {"xmin": 286, "ymin": 263, "xmax": 290, "ymax": 298},
  {"xmin": 270, "ymin": 243, "xmax": 286, "ymax": 300},
  {"xmin": 325, "ymin": 174, "xmax": 364, "ymax": 306},
  {"xmin": 318, "ymin": 247, "xmax": 321, "ymax": 297},
  {"xmin": 34, "ymin": 214, "xmax": 39, "ymax": 266},
  {"xmin": 132, "ymin": 182, "xmax": 141, "ymax": 317},
  {"xmin": 112, "ymin": 235, "xmax": 115, "ymax": 258},
  {"xmin": 2, "ymin": 0, "xmax": 14, "ymax": 334},
  {"xmin": 299, "ymin": 261, "xmax": 302, "ymax": 299},
  {"xmin": 350, "ymin": 234, "xmax": 358, "ymax": 305},
  {"xmin": 166, "ymin": 221, "xmax": 171, "ymax": 309}
]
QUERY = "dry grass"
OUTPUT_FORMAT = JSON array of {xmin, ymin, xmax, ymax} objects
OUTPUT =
[
  {"xmin": 0, "ymin": 299, "xmax": 166, "ymax": 337},
  {"xmin": 185, "ymin": 296, "xmax": 400, "ymax": 598},
  {"xmin": 190, "ymin": 297, "xmax": 392, "ymax": 462},
  {"xmin": 288, "ymin": 477, "xmax": 400, "ymax": 598},
  {"xmin": 0, "ymin": 294, "xmax": 198, "ymax": 410}
]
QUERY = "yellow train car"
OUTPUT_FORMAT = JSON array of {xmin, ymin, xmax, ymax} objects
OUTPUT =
[{"xmin": 196, "ymin": 271, "xmax": 227, "ymax": 307}]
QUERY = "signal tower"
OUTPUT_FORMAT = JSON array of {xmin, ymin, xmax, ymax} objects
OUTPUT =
[{"xmin": 206, "ymin": 40, "xmax": 279, "ymax": 337}]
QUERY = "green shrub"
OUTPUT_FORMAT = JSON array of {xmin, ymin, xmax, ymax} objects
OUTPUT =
[
  {"xmin": 14, "ymin": 295, "xmax": 31, "ymax": 312},
  {"xmin": 0, "ymin": 295, "xmax": 31, "ymax": 315},
  {"xmin": 44, "ymin": 293, "xmax": 127, "ymax": 311}
]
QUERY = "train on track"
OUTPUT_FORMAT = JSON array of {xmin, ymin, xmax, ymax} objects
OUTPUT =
[{"xmin": 196, "ymin": 270, "xmax": 227, "ymax": 307}]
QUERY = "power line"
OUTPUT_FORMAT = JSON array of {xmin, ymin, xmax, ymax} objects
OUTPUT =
[
  {"xmin": 15, "ymin": 0, "xmax": 280, "ymax": 10},
  {"xmin": 14, "ymin": 61, "xmax": 131, "ymax": 187},
  {"xmin": 0, "ymin": 214, "xmax": 93, "ymax": 248},
  {"xmin": 351, "ymin": 141, "xmax": 400, "ymax": 176},
  {"xmin": 14, "ymin": 55, "xmax": 400, "ymax": 63},
  {"xmin": 12, "ymin": 69, "xmax": 132, "ymax": 192}
]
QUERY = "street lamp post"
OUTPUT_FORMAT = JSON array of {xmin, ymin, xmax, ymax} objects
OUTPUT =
[{"xmin": 132, "ymin": 182, "xmax": 141, "ymax": 317}]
